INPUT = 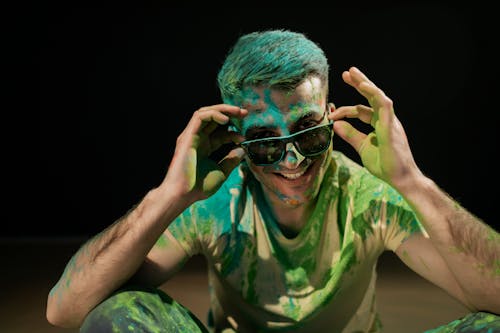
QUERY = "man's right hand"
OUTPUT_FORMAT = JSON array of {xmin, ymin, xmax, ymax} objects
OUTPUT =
[{"xmin": 162, "ymin": 104, "xmax": 248, "ymax": 204}]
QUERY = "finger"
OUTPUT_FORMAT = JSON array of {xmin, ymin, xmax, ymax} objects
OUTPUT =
[
  {"xmin": 333, "ymin": 120, "xmax": 367, "ymax": 154},
  {"xmin": 342, "ymin": 67, "xmax": 380, "ymax": 104},
  {"xmin": 202, "ymin": 121, "xmax": 219, "ymax": 135},
  {"xmin": 346, "ymin": 66, "xmax": 376, "ymax": 86},
  {"xmin": 357, "ymin": 81, "xmax": 394, "ymax": 124},
  {"xmin": 209, "ymin": 129, "xmax": 244, "ymax": 154},
  {"xmin": 330, "ymin": 104, "xmax": 374, "ymax": 125},
  {"xmin": 198, "ymin": 104, "xmax": 247, "ymax": 117},
  {"xmin": 198, "ymin": 110, "xmax": 230, "ymax": 128},
  {"xmin": 218, "ymin": 147, "xmax": 245, "ymax": 176},
  {"xmin": 193, "ymin": 106, "xmax": 248, "ymax": 132}
]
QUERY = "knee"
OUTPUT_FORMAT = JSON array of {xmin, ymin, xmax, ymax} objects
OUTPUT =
[
  {"xmin": 80, "ymin": 285, "xmax": 207, "ymax": 333},
  {"xmin": 79, "ymin": 286, "xmax": 171, "ymax": 332}
]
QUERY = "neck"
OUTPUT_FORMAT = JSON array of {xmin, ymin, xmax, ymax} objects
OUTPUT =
[{"xmin": 264, "ymin": 192, "xmax": 316, "ymax": 238}]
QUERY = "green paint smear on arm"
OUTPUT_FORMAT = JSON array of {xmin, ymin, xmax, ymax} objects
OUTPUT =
[{"xmin": 401, "ymin": 250, "xmax": 412, "ymax": 265}]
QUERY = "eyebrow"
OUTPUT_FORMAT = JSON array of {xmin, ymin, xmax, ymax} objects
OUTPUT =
[
  {"xmin": 245, "ymin": 125, "xmax": 278, "ymax": 138},
  {"xmin": 289, "ymin": 112, "xmax": 323, "ymax": 133}
]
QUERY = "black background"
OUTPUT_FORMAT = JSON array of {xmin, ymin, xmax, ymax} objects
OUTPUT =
[{"xmin": 7, "ymin": 3, "xmax": 498, "ymax": 238}]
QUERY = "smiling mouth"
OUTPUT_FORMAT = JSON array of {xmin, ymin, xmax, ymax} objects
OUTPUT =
[{"xmin": 274, "ymin": 161, "xmax": 313, "ymax": 180}]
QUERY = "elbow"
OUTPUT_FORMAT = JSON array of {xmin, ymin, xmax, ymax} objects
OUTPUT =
[
  {"xmin": 462, "ymin": 290, "xmax": 500, "ymax": 316},
  {"xmin": 46, "ymin": 294, "xmax": 84, "ymax": 329}
]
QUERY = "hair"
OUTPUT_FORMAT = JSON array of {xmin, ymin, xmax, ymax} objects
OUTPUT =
[{"xmin": 217, "ymin": 29, "xmax": 330, "ymax": 105}]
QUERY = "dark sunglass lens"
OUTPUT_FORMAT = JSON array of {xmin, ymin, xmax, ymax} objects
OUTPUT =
[
  {"xmin": 295, "ymin": 126, "xmax": 331, "ymax": 155},
  {"xmin": 247, "ymin": 139, "xmax": 284, "ymax": 165}
]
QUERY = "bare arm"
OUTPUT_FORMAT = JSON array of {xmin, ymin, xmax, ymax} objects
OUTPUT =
[
  {"xmin": 395, "ymin": 175, "xmax": 499, "ymax": 312},
  {"xmin": 46, "ymin": 105, "xmax": 247, "ymax": 328},
  {"xmin": 331, "ymin": 66, "xmax": 499, "ymax": 313},
  {"xmin": 46, "ymin": 183, "xmax": 190, "ymax": 328}
]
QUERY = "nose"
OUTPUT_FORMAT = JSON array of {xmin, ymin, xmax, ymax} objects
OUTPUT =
[{"xmin": 280, "ymin": 142, "xmax": 305, "ymax": 168}]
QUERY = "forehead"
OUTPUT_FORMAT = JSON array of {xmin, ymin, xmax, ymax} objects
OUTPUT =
[{"xmin": 239, "ymin": 77, "xmax": 326, "ymax": 133}]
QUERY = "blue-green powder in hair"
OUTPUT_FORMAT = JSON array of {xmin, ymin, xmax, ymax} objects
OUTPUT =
[{"xmin": 217, "ymin": 29, "xmax": 329, "ymax": 106}]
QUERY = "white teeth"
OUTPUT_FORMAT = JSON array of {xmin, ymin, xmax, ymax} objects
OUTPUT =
[{"xmin": 279, "ymin": 168, "xmax": 307, "ymax": 180}]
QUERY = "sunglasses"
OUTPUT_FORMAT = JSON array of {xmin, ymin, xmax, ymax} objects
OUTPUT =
[{"xmin": 239, "ymin": 121, "xmax": 333, "ymax": 166}]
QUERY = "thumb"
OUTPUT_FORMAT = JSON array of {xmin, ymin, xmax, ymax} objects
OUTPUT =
[
  {"xmin": 219, "ymin": 147, "xmax": 245, "ymax": 177},
  {"xmin": 333, "ymin": 120, "xmax": 367, "ymax": 154}
]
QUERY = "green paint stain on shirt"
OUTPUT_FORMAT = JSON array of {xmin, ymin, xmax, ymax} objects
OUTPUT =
[
  {"xmin": 285, "ymin": 266, "xmax": 308, "ymax": 290},
  {"xmin": 154, "ymin": 234, "xmax": 168, "ymax": 248},
  {"xmin": 340, "ymin": 242, "xmax": 358, "ymax": 273},
  {"xmin": 352, "ymin": 215, "xmax": 373, "ymax": 240},
  {"xmin": 283, "ymin": 298, "xmax": 301, "ymax": 320},
  {"xmin": 245, "ymin": 256, "xmax": 259, "ymax": 304}
]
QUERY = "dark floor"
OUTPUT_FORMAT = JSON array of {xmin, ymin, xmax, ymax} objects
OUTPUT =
[{"xmin": 1, "ymin": 238, "xmax": 469, "ymax": 333}]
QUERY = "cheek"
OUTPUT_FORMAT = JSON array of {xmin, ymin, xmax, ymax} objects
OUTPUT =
[{"xmin": 248, "ymin": 162, "xmax": 266, "ymax": 178}]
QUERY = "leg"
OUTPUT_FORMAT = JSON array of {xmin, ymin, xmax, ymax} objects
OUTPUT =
[
  {"xmin": 80, "ymin": 285, "xmax": 209, "ymax": 333},
  {"xmin": 423, "ymin": 311, "xmax": 500, "ymax": 333}
]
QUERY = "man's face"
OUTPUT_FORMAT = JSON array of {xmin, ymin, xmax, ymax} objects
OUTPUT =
[{"xmin": 239, "ymin": 77, "xmax": 331, "ymax": 207}]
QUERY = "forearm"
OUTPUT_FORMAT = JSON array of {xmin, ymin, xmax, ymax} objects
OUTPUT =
[
  {"xmin": 396, "ymin": 174, "xmax": 500, "ymax": 312},
  {"xmin": 46, "ymin": 185, "xmax": 189, "ymax": 328}
]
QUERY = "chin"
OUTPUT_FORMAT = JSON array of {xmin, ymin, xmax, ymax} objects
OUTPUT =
[{"xmin": 251, "ymin": 153, "xmax": 329, "ymax": 207}]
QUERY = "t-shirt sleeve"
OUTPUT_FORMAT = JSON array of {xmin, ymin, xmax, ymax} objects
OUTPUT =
[
  {"xmin": 348, "ymin": 173, "xmax": 426, "ymax": 253},
  {"xmin": 380, "ymin": 196, "xmax": 424, "ymax": 252},
  {"xmin": 167, "ymin": 204, "xmax": 204, "ymax": 257},
  {"xmin": 374, "ymin": 184, "xmax": 425, "ymax": 252}
]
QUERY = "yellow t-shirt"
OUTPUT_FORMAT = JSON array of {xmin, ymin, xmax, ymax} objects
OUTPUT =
[{"xmin": 168, "ymin": 151, "xmax": 424, "ymax": 332}]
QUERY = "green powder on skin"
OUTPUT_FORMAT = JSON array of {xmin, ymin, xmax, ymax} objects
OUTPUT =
[
  {"xmin": 185, "ymin": 148, "xmax": 197, "ymax": 191},
  {"xmin": 401, "ymin": 250, "xmax": 412, "ymax": 265}
]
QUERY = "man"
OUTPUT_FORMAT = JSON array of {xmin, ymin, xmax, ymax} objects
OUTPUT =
[{"xmin": 46, "ymin": 29, "xmax": 499, "ymax": 332}]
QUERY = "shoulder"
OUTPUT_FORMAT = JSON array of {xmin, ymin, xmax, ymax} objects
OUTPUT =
[
  {"xmin": 331, "ymin": 150, "xmax": 408, "ymax": 207},
  {"xmin": 187, "ymin": 163, "xmax": 249, "ymax": 217},
  {"xmin": 331, "ymin": 151, "xmax": 378, "ymax": 189},
  {"xmin": 169, "ymin": 163, "xmax": 250, "ymax": 241}
]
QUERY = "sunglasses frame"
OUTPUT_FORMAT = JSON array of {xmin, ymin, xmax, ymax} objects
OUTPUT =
[{"xmin": 239, "ymin": 121, "xmax": 334, "ymax": 166}]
